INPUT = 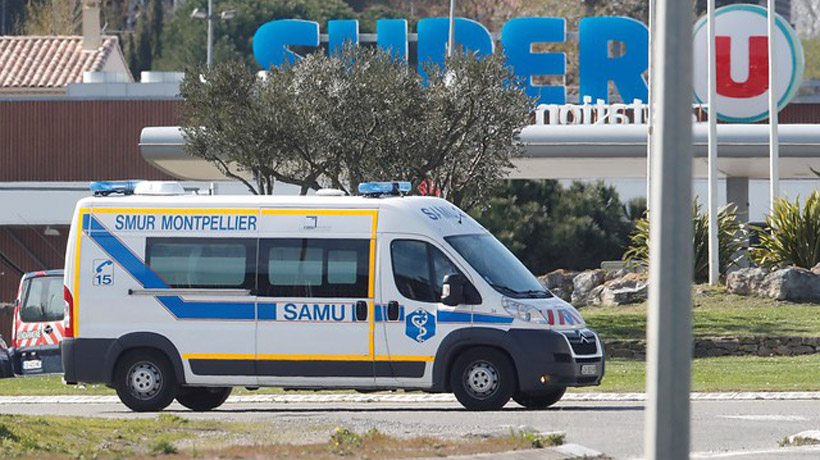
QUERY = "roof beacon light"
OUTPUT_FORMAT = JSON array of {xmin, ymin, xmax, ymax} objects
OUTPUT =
[
  {"xmin": 90, "ymin": 180, "xmax": 142, "ymax": 197},
  {"xmin": 358, "ymin": 181, "xmax": 411, "ymax": 197}
]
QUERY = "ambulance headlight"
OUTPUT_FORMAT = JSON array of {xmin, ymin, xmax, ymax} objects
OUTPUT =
[{"xmin": 502, "ymin": 298, "xmax": 548, "ymax": 324}]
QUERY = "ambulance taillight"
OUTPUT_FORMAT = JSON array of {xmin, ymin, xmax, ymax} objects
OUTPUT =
[{"xmin": 63, "ymin": 285, "xmax": 74, "ymax": 338}]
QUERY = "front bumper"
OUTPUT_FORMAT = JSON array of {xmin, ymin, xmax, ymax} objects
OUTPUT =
[{"xmin": 507, "ymin": 328, "xmax": 605, "ymax": 395}]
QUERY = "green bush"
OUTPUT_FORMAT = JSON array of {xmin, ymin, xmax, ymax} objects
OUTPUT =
[
  {"xmin": 623, "ymin": 201, "xmax": 745, "ymax": 282},
  {"xmin": 469, "ymin": 180, "xmax": 636, "ymax": 274},
  {"xmin": 751, "ymin": 191, "xmax": 820, "ymax": 269}
]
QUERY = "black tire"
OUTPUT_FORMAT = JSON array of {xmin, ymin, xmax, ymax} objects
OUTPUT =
[
  {"xmin": 450, "ymin": 347, "xmax": 516, "ymax": 411},
  {"xmin": 114, "ymin": 349, "xmax": 177, "ymax": 412},
  {"xmin": 513, "ymin": 387, "xmax": 566, "ymax": 410},
  {"xmin": 176, "ymin": 387, "xmax": 232, "ymax": 411}
]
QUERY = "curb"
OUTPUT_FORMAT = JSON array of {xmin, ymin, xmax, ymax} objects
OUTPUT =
[{"xmin": 3, "ymin": 391, "xmax": 820, "ymax": 405}]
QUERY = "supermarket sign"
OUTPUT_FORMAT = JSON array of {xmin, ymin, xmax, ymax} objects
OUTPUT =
[
  {"xmin": 253, "ymin": 8, "xmax": 803, "ymax": 118},
  {"xmin": 693, "ymin": 4, "xmax": 804, "ymax": 122}
]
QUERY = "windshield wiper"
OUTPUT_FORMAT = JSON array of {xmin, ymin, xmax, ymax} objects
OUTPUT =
[{"xmin": 489, "ymin": 283, "xmax": 551, "ymax": 299}]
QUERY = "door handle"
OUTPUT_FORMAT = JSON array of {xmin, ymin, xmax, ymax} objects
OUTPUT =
[
  {"xmin": 355, "ymin": 301, "xmax": 368, "ymax": 321},
  {"xmin": 43, "ymin": 325, "xmax": 53, "ymax": 334},
  {"xmin": 387, "ymin": 301, "xmax": 400, "ymax": 321}
]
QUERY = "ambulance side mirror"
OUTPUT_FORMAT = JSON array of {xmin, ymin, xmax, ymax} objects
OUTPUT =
[{"xmin": 441, "ymin": 274, "xmax": 465, "ymax": 306}]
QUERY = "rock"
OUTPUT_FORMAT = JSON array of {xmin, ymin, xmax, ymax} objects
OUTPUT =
[
  {"xmin": 726, "ymin": 267, "xmax": 768, "ymax": 296},
  {"xmin": 589, "ymin": 273, "xmax": 649, "ymax": 306},
  {"xmin": 571, "ymin": 269, "xmax": 606, "ymax": 305},
  {"xmin": 812, "ymin": 263, "xmax": 820, "ymax": 276},
  {"xmin": 539, "ymin": 269, "xmax": 577, "ymax": 302},
  {"xmin": 760, "ymin": 267, "xmax": 820, "ymax": 302}
]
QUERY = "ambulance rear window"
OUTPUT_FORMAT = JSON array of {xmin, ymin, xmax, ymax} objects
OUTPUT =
[{"xmin": 146, "ymin": 238, "xmax": 255, "ymax": 289}]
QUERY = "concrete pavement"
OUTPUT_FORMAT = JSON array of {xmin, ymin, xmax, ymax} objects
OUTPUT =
[{"xmin": 2, "ymin": 395, "xmax": 820, "ymax": 459}]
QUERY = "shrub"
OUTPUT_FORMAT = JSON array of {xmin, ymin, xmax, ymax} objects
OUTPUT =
[
  {"xmin": 751, "ymin": 191, "xmax": 820, "ymax": 269},
  {"xmin": 623, "ymin": 201, "xmax": 745, "ymax": 282},
  {"xmin": 328, "ymin": 427, "xmax": 362, "ymax": 456},
  {"xmin": 469, "ymin": 180, "xmax": 635, "ymax": 274},
  {"xmin": 148, "ymin": 439, "xmax": 178, "ymax": 455}
]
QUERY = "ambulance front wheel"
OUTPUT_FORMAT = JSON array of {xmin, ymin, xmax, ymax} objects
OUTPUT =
[
  {"xmin": 114, "ymin": 349, "xmax": 178, "ymax": 412},
  {"xmin": 451, "ymin": 347, "xmax": 516, "ymax": 411},
  {"xmin": 513, "ymin": 387, "xmax": 566, "ymax": 410},
  {"xmin": 176, "ymin": 387, "xmax": 232, "ymax": 411}
]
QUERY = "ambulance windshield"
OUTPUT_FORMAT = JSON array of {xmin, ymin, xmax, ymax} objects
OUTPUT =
[{"xmin": 445, "ymin": 234, "xmax": 551, "ymax": 299}]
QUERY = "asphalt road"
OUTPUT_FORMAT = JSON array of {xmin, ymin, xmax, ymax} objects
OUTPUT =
[{"xmin": 2, "ymin": 398, "xmax": 820, "ymax": 459}]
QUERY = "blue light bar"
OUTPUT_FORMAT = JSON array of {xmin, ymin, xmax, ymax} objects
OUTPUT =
[
  {"xmin": 358, "ymin": 181, "xmax": 412, "ymax": 197},
  {"xmin": 90, "ymin": 180, "xmax": 142, "ymax": 196}
]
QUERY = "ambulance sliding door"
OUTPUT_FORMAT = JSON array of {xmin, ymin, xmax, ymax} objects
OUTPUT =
[{"xmin": 255, "ymin": 209, "xmax": 379, "ymax": 387}]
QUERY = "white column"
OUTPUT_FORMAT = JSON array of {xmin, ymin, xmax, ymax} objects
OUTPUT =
[
  {"xmin": 707, "ymin": 0, "xmax": 719, "ymax": 285},
  {"xmin": 644, "ymin": 0, "xmax": 694, "ymax": 458},
  {"xmin": 768, "ymin": 0, "xmax": 780, "ymax": 211}
]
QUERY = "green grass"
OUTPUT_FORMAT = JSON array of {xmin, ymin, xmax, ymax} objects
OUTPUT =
[
  {"xmin": 0, "ymin": 415, "xmax": 556, "ymax": 459},
  {"xmin": 572, "ymin": 354, "xmax": 820, "ymax": 393},
  {"xmin": 0, "ymin": 413, "xmax": 237, "ymax": 458},
  {"xmin": 582, "ymin": 287, "xmax": 820, "ymax": 341}
]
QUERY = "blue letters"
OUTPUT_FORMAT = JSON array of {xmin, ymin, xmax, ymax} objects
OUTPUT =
[
  {"xmin": 253, "ymin": 19, "xmax": 319, "ymax": 68},
  {"xmin": 416, "ymin": 18, "xmax": 493, "ymax": 78},
  {"xmin": 328, "ymin": 20, "xmax": 358, "ymax": 57},
  {"xmin": 579, "ymin": 17, "xmax": 648, "ymax": 103},
  {"xmin": 252, "ymin": 17, "xmax": 650, "ymax": 103},
  {"xmin": 501, "ymin": 18, "xmax": 567, "ymax": 104},
  {"xmin": 377, "ymin": 19, "xmax": 408, "ymax": 62}
]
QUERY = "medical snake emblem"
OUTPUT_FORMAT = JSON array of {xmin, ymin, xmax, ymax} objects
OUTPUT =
[{"xmin": 406, "ymin": 308, "xmax": 436, "ymax": 343}]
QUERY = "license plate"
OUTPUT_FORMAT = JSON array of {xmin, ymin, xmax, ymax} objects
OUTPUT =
[
  {"xmin": 22, "ymin": 359, "xmax": 42, "ymax": 370},
  {"xmin": 580, "ymin": 364, "xmax": 598, "ymax": 376}
]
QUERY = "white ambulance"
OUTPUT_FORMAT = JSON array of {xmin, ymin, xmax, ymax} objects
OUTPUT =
[{"xmin": 61, "ymin": 181, "xmax": 603, "ymax": 412}]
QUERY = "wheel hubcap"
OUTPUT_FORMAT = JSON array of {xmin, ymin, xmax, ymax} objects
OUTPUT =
[
  {"xmin": 127, "ymin": 361, "xmax": 162, "ymax": 400},
  {"xmin": 464, "ymin": 361, "xmax": 499, "ymax": 399}
]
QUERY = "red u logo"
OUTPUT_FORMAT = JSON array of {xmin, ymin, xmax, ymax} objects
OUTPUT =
[{"xmin": 716, "ymin": 35, "xmax": 769, "ymax": 98}]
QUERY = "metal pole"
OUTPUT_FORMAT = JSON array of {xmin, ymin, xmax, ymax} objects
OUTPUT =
[
  {"xmin": 207, "ymin": 0, "xmax": 214, "ymax": 68},
  {"xmin": 707, "ymin": 0, "xmax": 719, "ymax": 285},
  {"xmin": 646, "ymin": 0, "xmax": 654, "ymax": 211},
  {"xmin": 644, "ymin": 0, "xmax": 693, "ymax": 458},
  {"xmin": 768, "ymin": 0, "xmax": 779, "ymax": 210},
  {"xmin": 447, "ymin": 0, "xmax": 456, "ymax": 57}
]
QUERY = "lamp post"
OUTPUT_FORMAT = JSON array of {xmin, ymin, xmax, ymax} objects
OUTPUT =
[
  {"xmin": 447, "ymin": 0, "xmax": 456, "ymax": 57},
  {"xmin": 191, "ymin": 0, "xmax": 236, "ymax": 68}
]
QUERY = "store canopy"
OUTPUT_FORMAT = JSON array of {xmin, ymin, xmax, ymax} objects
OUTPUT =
[{"xmin": 140, "ymin": 123, "xmax": 820, "ymax": 181}]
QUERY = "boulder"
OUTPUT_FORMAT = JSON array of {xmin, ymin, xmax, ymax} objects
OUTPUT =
[
  {"xmin": 589, "ymin": 273, "xmax": 649, "ymax": 306},
  {"xmin": 726, "ymin": 267, "xmax": 768, "ymax": 296},
  {"xmin": 571, "ymin": 269, "xmax": 606, "ymax": 305},
  {"xmin": 760, "ymin": 267, "xmax": 820, "ymax": 302},
  {"xmin": 539, "ymin": 269, "xmax": 577, "ymax": 302}
]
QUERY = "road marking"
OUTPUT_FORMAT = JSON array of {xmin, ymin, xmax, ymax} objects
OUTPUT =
[
  {"xmin": 4, "ymin": 392, "xmax": 820, "ymax": 405},
  {"xmin": 690, "ymin": 445, "xmax": 820, "ymax": 458},
  {"xmin": 719, "ymin": 415, "xmax": 810, "ymax": 422}
]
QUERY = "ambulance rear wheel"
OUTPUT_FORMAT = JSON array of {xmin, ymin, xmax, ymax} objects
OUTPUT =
[
  {"xmin": 114, "ymin": 350, "xmax": 177, "ymax": 412},
  {"xmin": 513, "ymin": 387, "xmax": 566, "ymax": 410},
  {"xmin": 176, "ymin": 387, "xmax": 232, "ymax": 411},
  {"xmin": 451, "ymin": 347, "xmax": 515, "ymax": 411}
]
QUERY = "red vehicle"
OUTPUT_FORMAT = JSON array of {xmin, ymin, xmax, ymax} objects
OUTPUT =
[{"xmin": 11, "ymin": 270, "xmax": 65, "ymax": 375}]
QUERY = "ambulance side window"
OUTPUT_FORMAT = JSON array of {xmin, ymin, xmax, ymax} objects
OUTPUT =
[
  {"xmin": 391, "ymin": 240, "xmax": 469, "ymax": 303},
  {"xmin": 258, "ymin": 239, "xmax": 369, "ymax": 298},
  {"xmin": 146, "ymin": 238, "xmax": 256, "ymax": 289}
]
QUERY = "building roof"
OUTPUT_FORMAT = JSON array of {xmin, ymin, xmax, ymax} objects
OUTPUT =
[{"xmin": 0, "ymin": 35, "xmax": 130, "ymax": 90}]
